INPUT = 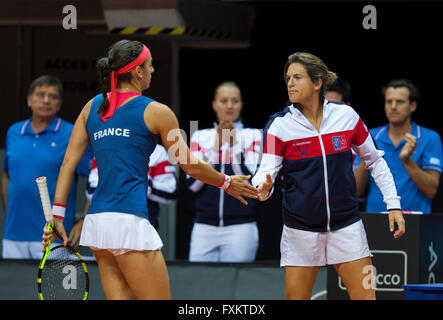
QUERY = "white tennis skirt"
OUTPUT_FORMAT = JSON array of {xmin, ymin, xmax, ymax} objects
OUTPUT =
[{"xmin": 80, "ymin": 212, "xmax": 163, "ymax": 256}]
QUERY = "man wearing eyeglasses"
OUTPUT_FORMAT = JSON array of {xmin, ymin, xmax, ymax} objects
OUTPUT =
[{"xmin": 1, "ymin": 75, "xmax": 92, "ymax": 259}]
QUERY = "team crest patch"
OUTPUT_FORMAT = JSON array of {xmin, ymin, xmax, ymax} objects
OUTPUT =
[
  {"xmin": 332, "ymin": 135, "xmax": 348, "ymax": 151},
  {"xmin": 293, "ymin": 141, "xmax": 311, "ymax": 156},
  {"xmin": 296, "ymin": 144, "xmax": 309, "ymax": 156}
]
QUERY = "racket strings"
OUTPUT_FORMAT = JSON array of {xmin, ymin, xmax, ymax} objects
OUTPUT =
[{"xmin": 40, "ymin": 246, "xmax": 88, "ymax": 300}]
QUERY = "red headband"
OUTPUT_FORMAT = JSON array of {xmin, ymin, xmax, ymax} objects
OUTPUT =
[{"xmin": 101, "ymin": 44, "xmax": 151, "ymax": 122}]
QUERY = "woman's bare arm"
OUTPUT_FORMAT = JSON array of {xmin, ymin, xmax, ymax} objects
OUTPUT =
[{"xmin": 144, "ymin": 101, "xmax": 257, "ymax": 204}]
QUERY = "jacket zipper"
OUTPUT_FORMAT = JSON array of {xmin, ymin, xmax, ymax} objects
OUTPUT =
[
  {"xmin": 219, "ymin": 149, "xmax": 225, "ymax": 227},
  {"xmin": 317, "ymin": 133, "xmax": 331, "ymax": 231}
]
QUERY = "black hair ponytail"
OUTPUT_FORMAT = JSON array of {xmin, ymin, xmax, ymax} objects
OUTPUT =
[
  {"xmin": 96, "ymin": 57, "xmax": 112, "ymax": 114},
  {"xmin": 95, "ymin": 40, "xmax": 145, "ymax": 115}
]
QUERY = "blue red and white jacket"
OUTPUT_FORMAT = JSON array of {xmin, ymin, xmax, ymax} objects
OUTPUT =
[
  {"xmin": 187, "ymin": 121, "xmax": 262, "ymax": 226},
  {"xmin": 252, "ymin": 100, "xmax": 401, "ymax": 232}
]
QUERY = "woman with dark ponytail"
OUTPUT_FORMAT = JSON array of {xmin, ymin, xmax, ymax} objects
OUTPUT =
[{"xmin": 41, "ymin": 39, "xmax": 258, "ymax": 299}]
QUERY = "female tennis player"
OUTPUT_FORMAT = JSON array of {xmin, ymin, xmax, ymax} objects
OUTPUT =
[
  {"xmin": 251, "ymin": 52, "xmax": 405, "ymax": 300},
  {"xmin": 41, "ymin": 39, "xmax": 258, "ymax": 300}
]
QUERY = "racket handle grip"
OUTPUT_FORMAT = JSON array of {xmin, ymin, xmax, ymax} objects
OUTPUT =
[{"xmin": 36, "ymin": 177, "xmax": 53, "ymax": 223}]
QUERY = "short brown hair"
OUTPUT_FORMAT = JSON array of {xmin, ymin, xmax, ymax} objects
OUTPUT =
[
  {"xmin": 382, "ymin": 79, "xmax": 420, "ymax": 103},
  {"xmin": 284, "ymin": 52, "xmax": 337, "ymax": 99},
  {"xmin": 28, "ymin": 75, "xmax": 63, "ymax": 97}
]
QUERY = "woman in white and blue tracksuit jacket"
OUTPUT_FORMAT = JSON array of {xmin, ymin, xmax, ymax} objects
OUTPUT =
[
  {"xmin": 252, "ymin": 52, "xmax": 405, "ymax": 300},
  {"xmin": 187, "ymin": 82, "xmax": 262, "ymax": 262}
]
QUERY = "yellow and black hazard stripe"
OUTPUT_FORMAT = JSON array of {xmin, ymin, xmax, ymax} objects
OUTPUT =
[{"xmin": 108, "ymin": 26, "xmax": 232, "ymax": 40}]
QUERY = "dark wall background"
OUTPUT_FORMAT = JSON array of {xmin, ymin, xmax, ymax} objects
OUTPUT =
[
  {"xmin": 178, "ymin": 1, "xmax": 443, "ymax": 133},
  {"xmin": 0, "ymin": 28, "xmax": 174, "ymax": 148}
]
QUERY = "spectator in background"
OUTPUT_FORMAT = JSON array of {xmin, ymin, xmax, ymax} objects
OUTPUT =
[
  {"xmin": 354, "ymin": 79, "xmax": 443, "ymax": 213},
  {"xmin": 187, "ymin": 81, "xmax": 262, "ymax": 262},
  {"xmin": 144, "ymin": 144, "xmax": 177, "ymax": 229},
  {"xmin": 324, "ymin": 76, "xmax": 352, "ymax": 105},
  {"xmin": 1, "ymin": 75, "xmax": 92, "ymax": 259}
]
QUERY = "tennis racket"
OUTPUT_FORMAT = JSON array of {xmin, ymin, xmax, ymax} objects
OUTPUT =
[{"xmin": 36, "ymin": 176, "xmax": 89, "ymax": 300}]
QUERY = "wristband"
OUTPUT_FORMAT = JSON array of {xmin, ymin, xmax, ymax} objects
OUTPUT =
[
  {"xmin": 53, "ymin": 203, "xmax": 66, "ymax": 220},
  {"xmin": 217, "ymin": 174, "xmax": 232, "ymax": 191}
]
